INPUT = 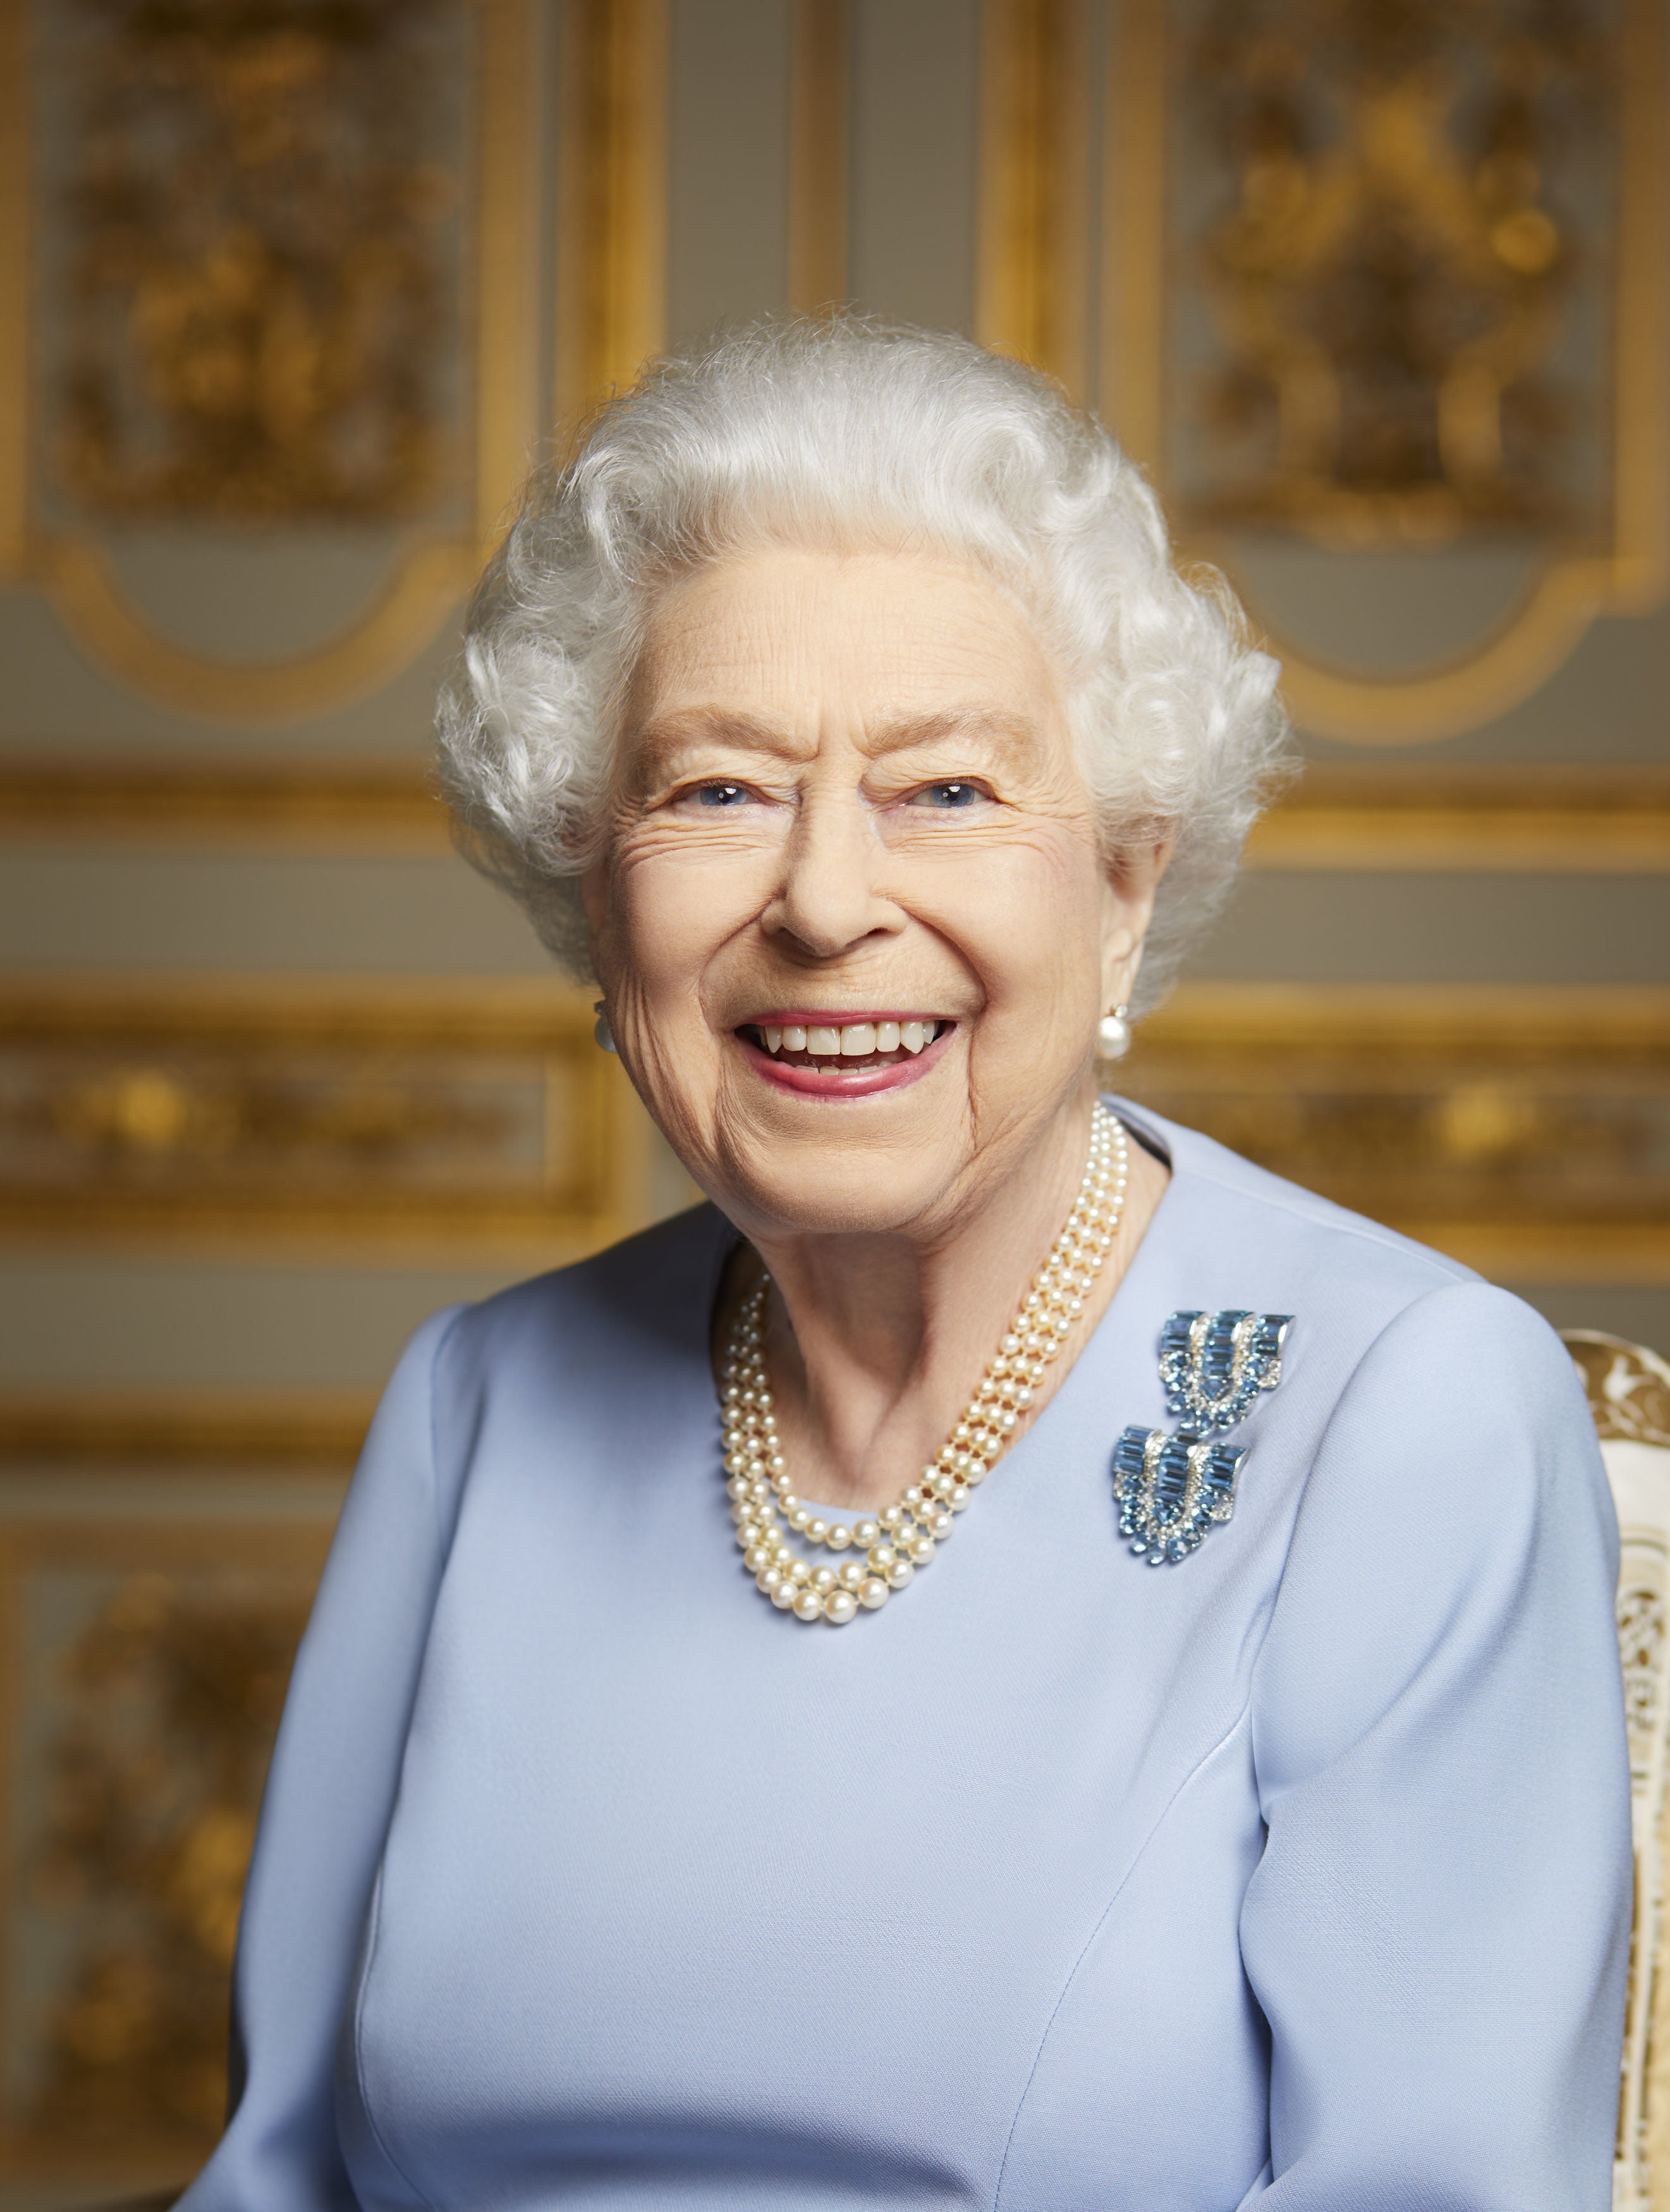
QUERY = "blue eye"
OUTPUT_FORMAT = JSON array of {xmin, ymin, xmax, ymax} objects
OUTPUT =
[
  {"xmin": 695, "ymin": 782, "xmax": 748, "ymax": 806},
  {"xmin": 914, "ymin": 781, "xmax": 984, "ymax": 808}
]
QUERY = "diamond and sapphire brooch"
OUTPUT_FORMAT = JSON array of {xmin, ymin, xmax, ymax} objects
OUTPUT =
[{"xmin": 1117, "ymin": 1308, "xmax": 1293, "ymax": 1566}]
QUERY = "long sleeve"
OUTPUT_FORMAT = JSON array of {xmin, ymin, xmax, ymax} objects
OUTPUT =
[
  {"xmin": 1240, "ymin": 1280, "xmax": 1631, "ymax": 2209},
  {"xmin": 179, "ymin": 1306, "xmax": 465, "ymax": 2212}
]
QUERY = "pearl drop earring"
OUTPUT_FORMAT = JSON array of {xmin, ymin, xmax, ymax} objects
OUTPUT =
[
  {"xmin": 1097, "ymin": 1004, "xmax": 1131, "ymax": 1060},
  {"xmin": 593, "ymin": 1000, "xmax": 616, "ymax": 1053}
]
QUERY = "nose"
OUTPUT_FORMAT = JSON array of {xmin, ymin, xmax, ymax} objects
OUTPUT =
[{"xmin": 761, "ymin": 787, "xmax": 901, "ymax": 960}]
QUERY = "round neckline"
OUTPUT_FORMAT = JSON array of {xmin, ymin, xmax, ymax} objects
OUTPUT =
[{"xmin": 702, "ymin": 1097, "xmax": 1186, "ymax": 1518}]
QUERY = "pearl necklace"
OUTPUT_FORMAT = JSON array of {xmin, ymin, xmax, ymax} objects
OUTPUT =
[{"xmin": 719, "ymin": 1103, "xmax": 1130, "ymax": 1624}]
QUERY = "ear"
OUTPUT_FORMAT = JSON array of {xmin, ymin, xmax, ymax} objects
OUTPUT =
[{"xmin": 1098, "ymin": 836, "xmax": 1174, "ymax": 1011}]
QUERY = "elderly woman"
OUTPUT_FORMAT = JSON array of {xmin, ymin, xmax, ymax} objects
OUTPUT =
[{"xmin": 183, "ymin": 324, "xmax": 1628, "ymax": 2211}]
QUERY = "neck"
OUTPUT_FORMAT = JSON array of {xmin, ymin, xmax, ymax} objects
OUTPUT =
[{"xmin": 728, "ymin": 1093, "xmax": 1168, "ymax": 1514}]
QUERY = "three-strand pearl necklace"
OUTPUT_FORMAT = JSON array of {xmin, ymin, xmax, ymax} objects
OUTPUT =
[{"xmin": 719, "ymin": 1103, "xmax": 1130, "ymax": 1624}]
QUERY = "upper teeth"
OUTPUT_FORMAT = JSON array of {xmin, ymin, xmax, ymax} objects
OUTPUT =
[{"xmin": 759, "ymin": 1021, "xmax": 941, "ymax": 1057}]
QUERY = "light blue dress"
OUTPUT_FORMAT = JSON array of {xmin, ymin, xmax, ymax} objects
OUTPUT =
[{"xmin": 181, "ymin": 1109, "xmax": 1631, "ymax": 2211}]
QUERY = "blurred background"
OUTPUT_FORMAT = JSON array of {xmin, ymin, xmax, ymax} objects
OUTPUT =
[{"xmin": 0, "ymin": 0, "xmax": 1665, "ymax": 2201}]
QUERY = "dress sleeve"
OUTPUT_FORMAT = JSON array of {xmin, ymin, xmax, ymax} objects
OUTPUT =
[
  {"xmin": 1240, "ymin": 1279, "xmax": 1631, "ymax": 2211},
  {"xmin": 178, "ymin": 1305, "xmax": 465, "ymax": 2212}
]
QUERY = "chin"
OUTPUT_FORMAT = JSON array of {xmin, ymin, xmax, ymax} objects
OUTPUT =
[{"xmin": 724, "ymin": 1145, "xmax": 953, "ymax": 1241}]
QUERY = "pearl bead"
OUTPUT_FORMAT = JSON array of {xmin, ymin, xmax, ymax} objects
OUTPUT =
[{"xmin": 720, "ymin": 1113, "xmax": 1128, "ymax": 1624}]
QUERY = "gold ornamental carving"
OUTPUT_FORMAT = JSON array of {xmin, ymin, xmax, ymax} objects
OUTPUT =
[
  {"xmin": 1, "ymin": 0, "xmax": 543, "ymax": 720},
  {"xmin": 1185, "ymin": 0, "xmax": 1604, "ymax": 547},
  {"xmin": 0, "ymin": 974, "xmax": 657, "ymax": 1256},
  {"xmin": 0, "ymin": 1521, "xmax": 331, "ymax": 2180},
  {"xmin": 52, "ymin": 0, "xmax": 452, "ymax": 525},
  {"xmin": 1100, "ymin": 0, "xmax": 1669, "ymax": 742},
  {"xmin": 1123, "ymin": 981, "xmax": 1670, "ymax": 1282},
  {"xmin": 1566, "ymin": 1332, "xmax": 1670, "ymax": 1450}
]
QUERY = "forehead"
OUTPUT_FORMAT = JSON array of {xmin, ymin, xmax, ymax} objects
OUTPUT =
[{"xmin": 628, "ymin": 547, "xmax": 1064, "ymax": 739}]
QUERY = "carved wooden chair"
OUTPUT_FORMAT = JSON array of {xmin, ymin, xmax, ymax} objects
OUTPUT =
[{"xmin": 1564, "ymin": 1330, "xmax": 1670, "ymax": 2212}]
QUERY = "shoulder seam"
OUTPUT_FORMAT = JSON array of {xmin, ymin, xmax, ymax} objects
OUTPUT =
[
  {"xmin": 425, "ymin": 1303, "xmax": 470, "ymax": 1551},
  {"xmin": 1179, "ymin": 1150, "xmax": 1476, "ymax": 1286}
]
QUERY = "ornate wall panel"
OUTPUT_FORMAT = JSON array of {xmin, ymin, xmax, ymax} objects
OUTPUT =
[
  {"xmin": 0, "ymin": 1492, "xmax": 338, "ymax": 2197},
  {"xmin": 0, "ymin": 976, "xmax": 652, "ymax": 1257},
  {"xmin": 1125, "ymin": 982, "xmax": 1670, "ymax": 1279},
  {"xmin": 1, "ymin": 0, "xmax": 543, "ymax": 720},
  {"xmin": 1100, "ymin": 0, "xmax": 1670, "ymax": 741}
]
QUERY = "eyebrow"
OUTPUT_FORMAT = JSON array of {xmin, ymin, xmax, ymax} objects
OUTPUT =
[{"xmin": 630, "ymin": 704, "xmax": 1042, "ymax": 767}]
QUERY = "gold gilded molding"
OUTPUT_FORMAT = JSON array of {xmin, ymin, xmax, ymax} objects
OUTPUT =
[
  {"xmin": 7, "ymin": 755, "xmax": 1669, "ymax": 872},
  {"xmin": 1244, "ymin": 765, "xmax": 1670, "ymax": 873},
  {"xmin": 0, "ymin": 0, "xmax": 27, "ymax": 582},
  {"xmin": 977, "ymin": 0, "xmax": 1090, "ymax": 403},
  {"xmin": 1126, "ymin": 983, "xmax": 1670, "ymax": 1283},
  {"xmin": 33, "ymin": 535, "xmax": 481, "ymax": 725},
  {"xmin": 1101, "ymin": 0, "xmax": 1166, "ymax": 468},
  {"xmin": 0, "ymin": 973, "xmax": 657, "ymax": 1257},
  {"xmin": 788, "ymin": 0, "xmax": 850, "ymax": 316},
  {"xmin": 474, "ymin": 0, "xmax": 546, "ymax": 545},
  {"xmin": 1104, "ymin": 0, "xmax": 1670, "ymax": 744},
  {"xmin": 554, "ymin": 0, "xmax": 670, "ymax": 430},
  {"xmin": 0, "ymin": 1392, "xmax": 374, "ymax": 1467},
  {"xmin": 1564, "ymin": 1332, "xmax": 1670, "ymax": 1450},
  {"xmin": 11, "ymin": 0, "xmax": 544, "ymax": 721},
  {"xmin": 0, "ymin": 756, "xmax": 449, "ymax": 849},
  {"xmin": 0, "ymin": 1519, "xmax": 330, "ymax": 2176}
]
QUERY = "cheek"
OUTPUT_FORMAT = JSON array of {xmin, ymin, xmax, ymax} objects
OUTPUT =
[
  {"xmin": 920, "ymin": 831, "xmax": 1105, "ymax": 1003},
  {"xmin": 602, "ymin": 834, "xmax": 765, "ymax": 993}
]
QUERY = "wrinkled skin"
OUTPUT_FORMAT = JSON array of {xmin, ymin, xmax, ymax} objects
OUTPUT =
[{"xmin": 583, "ymin": 547, "xmax": 1170, "ymax": 1510}]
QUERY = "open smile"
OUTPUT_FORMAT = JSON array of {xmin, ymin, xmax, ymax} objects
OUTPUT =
[{"xmin": 734, "ymin": 1014, "xmax": 957, "ymax": 1097}]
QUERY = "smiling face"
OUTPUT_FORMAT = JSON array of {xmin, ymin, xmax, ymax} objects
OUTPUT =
[{"xmin": 582, "ymin": 546, "xmax": 1163, "ymax": 1245}]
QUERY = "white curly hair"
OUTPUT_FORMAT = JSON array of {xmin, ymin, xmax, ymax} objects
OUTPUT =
[{"xmin": 436, "ymin": 317, "xmax": 1293, "ymax": 1015}]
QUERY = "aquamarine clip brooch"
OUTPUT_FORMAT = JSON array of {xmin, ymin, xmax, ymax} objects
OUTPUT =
[
  {"xmin": 1116, "ymin": 1308, "xmax": 1293, "ymax": 1566},
  {"xmin": 1160, "ymin": 1308, "xmax": 1292, "ymax": 1434}
]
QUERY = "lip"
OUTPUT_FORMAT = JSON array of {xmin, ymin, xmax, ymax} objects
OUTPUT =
[
  {"xmin": 741, "ymin": 1011, "xmax": 950, "ymax": 1027},
  {"xmin": 735, "ymin": 1018, "xmax": 958, "ymax": 1099}
]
